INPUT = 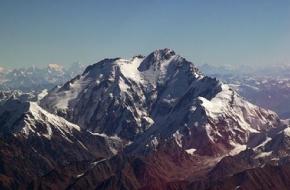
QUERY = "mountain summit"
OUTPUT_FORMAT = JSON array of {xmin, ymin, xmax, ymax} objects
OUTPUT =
[
  {"xmin": 40, "ymin": 49, "xmax": 206, "ymax": 140},
  {"xmin": 41, "ymin": 49, "xmax": 282, "ymax": 156}
]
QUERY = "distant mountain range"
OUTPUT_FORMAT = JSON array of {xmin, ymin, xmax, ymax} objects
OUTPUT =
[
  {"xmin": 0, "ymin": 63, "xmax": 85, "ymax": 92},
  {"xmin": 0, "ymin": 49, "xmax": 290, "ymax": 189}
]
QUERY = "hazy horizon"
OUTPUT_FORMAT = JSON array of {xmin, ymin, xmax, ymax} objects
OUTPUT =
[{"xmin": 1, "ymin": 1, "xmax": 290, "ymax": 69}]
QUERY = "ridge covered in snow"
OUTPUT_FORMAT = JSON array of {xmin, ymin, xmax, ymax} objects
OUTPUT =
[
  {"xmin": 0, "ymin": 100, "xmax": 80, "ymax": 138},
  {"xmin": 0, "ymin": 99, "xmax": 124, "ymax": 156}
]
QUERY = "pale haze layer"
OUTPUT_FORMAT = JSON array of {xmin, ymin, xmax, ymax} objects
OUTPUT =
[{"xmin": 0, "ymin": 0, "xmax": 290, "ymax": 69}]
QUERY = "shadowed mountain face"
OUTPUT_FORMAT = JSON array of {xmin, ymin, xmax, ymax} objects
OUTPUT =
[{"xmin": 0, "ymin": 49, "xmax": 290, "ymax": 189}]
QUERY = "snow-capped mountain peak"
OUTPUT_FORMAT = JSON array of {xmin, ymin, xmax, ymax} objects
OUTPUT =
[
  {"xmin": 48, "ymin": 64, "xmax": 64, "ymax": 73},
  {"xmin": 0, "ymin": 66, "xmax": 6, "ymax": 73},
  {"xmin": 41, "ymin": 49, "xmax": 283, "ymax": 156},
  {"xmin": 41, "ymin": 49, "xmax": 204, "ymax": 139}
]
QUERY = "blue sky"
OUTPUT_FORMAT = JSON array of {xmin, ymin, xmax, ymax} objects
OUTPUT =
[{"xmin": 0, "ymin": 0, "xmax": 290, "ymax": 68}]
